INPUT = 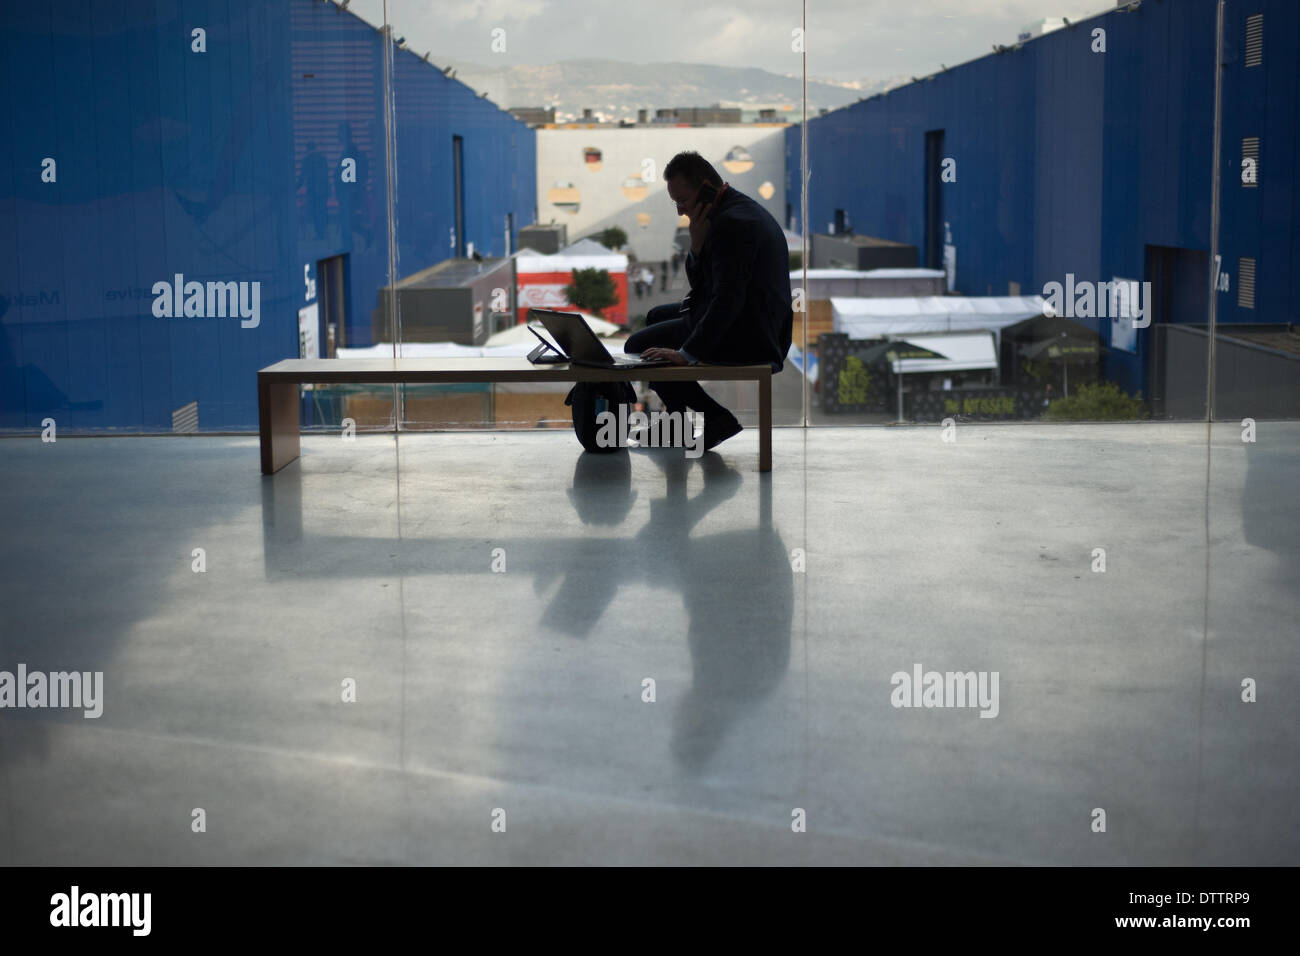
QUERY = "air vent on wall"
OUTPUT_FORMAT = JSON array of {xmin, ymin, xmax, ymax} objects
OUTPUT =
[
  {"xmin": 1242, "ymin": 136, "xmax": 1259, "ymax": 187},
  {"xmin": 1237, "ymin": 257, "xmax": 1256, "ymax": 309},
  {"xmin": 1245, "ymin": 13, "xmax": 1262, "ymax": 67},
  {"xmin": 172, "ymin": 401, "xmax": 199, "ymax": 433}
]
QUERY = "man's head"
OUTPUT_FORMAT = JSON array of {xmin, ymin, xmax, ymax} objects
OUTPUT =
[{"xmin": 664, "ymin": 151, "xmax": 723, "ymax": 215}]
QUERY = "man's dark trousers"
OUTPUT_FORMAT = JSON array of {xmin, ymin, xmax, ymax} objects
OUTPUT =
[{"xmin": 625, "ymin": 303, "xmax": 736, "ymax": 425}]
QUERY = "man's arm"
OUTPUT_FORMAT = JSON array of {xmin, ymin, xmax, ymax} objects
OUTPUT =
[{"xmin": 679, "ymin": 217, "xmax": 756, "ymax": 361}]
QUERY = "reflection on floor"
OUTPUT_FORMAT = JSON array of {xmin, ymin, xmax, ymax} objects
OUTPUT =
[{"xmin": 0, "ymin": 424, "xmax": 1296, "ymax": 865}]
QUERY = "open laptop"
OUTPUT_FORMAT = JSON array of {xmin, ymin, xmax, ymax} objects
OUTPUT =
[{"xmin": 528, "ymin": 309, "xmax": 672, "ymax": 369}]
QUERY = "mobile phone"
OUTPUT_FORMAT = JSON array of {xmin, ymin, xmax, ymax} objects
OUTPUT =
[{"xmin": 696, "ymin": 182, "xmax": 719, "ymax": 206}]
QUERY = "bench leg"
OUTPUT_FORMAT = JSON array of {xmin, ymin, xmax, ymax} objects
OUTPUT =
[
  {"xmin": 758, "ymin": 369, "xmax": 772, "ymax": 472},
  {"xmin": 259, "ymin": 379, "xmax": 301, "ymax": 474}
]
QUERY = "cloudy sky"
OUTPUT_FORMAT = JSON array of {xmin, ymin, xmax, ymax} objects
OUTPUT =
[{"xmin": 348, "ymin": 0, "xmax": 1101, "ymax": 82}]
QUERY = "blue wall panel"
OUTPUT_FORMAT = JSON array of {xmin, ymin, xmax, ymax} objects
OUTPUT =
[
  {"xmin": 1219, "ymin": 0, "xmax": 1299, "ymax": 326},
  {"xmin": 389, "ymin": 48, "xmax": 535, "ymax": 279}
]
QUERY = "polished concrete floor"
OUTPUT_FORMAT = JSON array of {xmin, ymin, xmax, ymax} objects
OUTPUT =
[{"xmin": 1, "ymin": 423, "xmax": 1297, "ymax": 865}]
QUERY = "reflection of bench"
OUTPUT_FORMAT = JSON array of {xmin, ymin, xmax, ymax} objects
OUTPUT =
[{"xmin": 258, "ymin": 358, "xmax": 773, "ymax": 474}]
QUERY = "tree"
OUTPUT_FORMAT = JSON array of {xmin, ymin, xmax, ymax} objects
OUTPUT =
[
  {"xmin": 564, "ymin": 267, "xmax": 618, "ymax": 317},
  {"xmin": 596, "ymin": 226, "xmax": 628, "ymax": 251}
]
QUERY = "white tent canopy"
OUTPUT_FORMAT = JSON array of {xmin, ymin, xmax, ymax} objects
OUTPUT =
[
  {"xmin": 560, "ymin": 238, "xmax": 617, "ymax": 256},
  {"xmin": 833, "ymin": 295, "xmax": 1047, "ymax": 338},
  {"xmin": 485, "ymin": 313, "xmax": 620, "ymax": 346},
  {"xmin": 791, "ymin": 268, "xmax": 947, "ymax": 281},
  {"xmin": 338, "ymin": 342, "xmax": 535, "ymax": 359},
  {"xmin": 337, "ymin": 332, "xmax": 637, "ymax": 362},
  {"xmin": 516, "ymin": 246, "xmax": 629, "ymax": 273}
]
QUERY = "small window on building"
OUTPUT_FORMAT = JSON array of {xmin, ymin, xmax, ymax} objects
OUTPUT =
[
  {"xmin": 1245, "ymin": 13, "xmax": 1263, "ymax": 67},
  {"xmin": 1237, "ymin": 257, "xmax": 1256, "ymax": 309}
]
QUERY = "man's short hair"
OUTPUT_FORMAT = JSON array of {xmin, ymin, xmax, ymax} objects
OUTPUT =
[{"xmin": 663, "ymin": 151, "xmax": 723, "ymax": 188}]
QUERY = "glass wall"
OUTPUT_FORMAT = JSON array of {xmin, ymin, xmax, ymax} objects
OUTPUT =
[
  {"xmin": 2, "ymin": 1, "xmax": 1295, "ymax": 434},
  {"xmin": 2, "ymin": 0, "xmax": 1296, "ymax": 870}
]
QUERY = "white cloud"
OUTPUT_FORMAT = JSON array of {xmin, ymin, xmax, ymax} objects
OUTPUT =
[
  {"xmin": 434, "ymin": 0, "xmax": 549, "ymax": 24},
  {"xmin": 352, "ymin": 0, "xmax": 1102, "ymax": 82}
]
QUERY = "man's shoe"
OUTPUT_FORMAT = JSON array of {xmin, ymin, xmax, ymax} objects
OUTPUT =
[{"xmin": 702, "ymin": 415, "xmax": 743, "ymax": 451}]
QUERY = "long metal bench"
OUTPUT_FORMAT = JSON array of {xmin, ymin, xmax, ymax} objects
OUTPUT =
[{"xmin": 258, "ymin": 358, "xmax": 773, "ymax": 474}]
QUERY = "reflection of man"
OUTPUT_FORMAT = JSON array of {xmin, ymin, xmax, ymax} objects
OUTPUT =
[
  {"xmin": 336, "ymin": 121, "xmax": 373, "ymax": 249},
  {"xmin": 630, "ymin": 151, "xmax": 792, "ymax": 451},
  {"xmin": 641, "ymin": 456, "xmax": 792, "ymax": 770},
  {"xmin": 296, "ymin": 141, "xmax": 331, "ymax": 239},
  {"xmin": 548, "ymin": 450, "xmax": 793, "ymax": 770}
]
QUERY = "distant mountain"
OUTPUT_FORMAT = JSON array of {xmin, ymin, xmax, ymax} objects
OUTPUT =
[{"xmin": 440, "ymin": 58, "xmax": 910, "ymax": 121}]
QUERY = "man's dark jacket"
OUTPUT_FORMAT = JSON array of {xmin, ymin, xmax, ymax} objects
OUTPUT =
[{"xmin": 680, "ymin": 186, "xmax": 792, "ymax": 371}]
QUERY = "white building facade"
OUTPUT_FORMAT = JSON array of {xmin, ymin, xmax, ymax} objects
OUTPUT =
[{"xmin": 535, "ymin": 126, "xmax": 789, "ymax": 262}]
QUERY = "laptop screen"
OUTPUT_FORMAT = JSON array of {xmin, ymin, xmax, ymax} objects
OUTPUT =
[{"xmin": 529, "ymin": 310, "xmax": 615, "ymax": 364}]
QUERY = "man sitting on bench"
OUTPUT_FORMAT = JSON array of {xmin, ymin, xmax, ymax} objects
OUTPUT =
[{"xmin": 631, "ymin": 150, "xmax": 793, "ymax": 451}]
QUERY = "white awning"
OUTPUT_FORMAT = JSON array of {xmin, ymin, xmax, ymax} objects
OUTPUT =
[
  {"xmin": 883, "ymin": 332, "xmax": 998, "ymax": 374},
  {"xmin": 833, "ymin": 295, "xmax": 1047, "ymax": 337}
]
